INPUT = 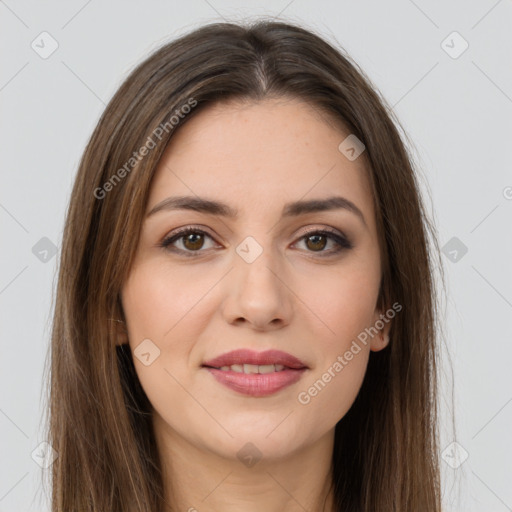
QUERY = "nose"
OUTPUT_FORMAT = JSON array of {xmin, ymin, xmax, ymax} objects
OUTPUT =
[{"xmin": 221, "ymin": 243, "xmax": 294, "ymax": 332}]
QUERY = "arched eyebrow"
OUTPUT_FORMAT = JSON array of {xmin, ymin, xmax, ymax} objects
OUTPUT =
[{"xmin": 146, "ymin": 195, "xmax": 367, "ymax": 227}]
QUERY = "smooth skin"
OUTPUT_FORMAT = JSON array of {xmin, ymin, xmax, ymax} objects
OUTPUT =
[{"xmin": 119, "ymin": 97, "xmax": 391, "ymax": 512}]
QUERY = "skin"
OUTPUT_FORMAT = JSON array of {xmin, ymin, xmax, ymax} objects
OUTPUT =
[{"xmin": 119, "ymin": 97, "xmax": 391, "ymax": 512}]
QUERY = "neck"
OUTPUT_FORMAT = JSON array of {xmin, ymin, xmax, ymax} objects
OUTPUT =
[{"xmin": 154, "ymin": 414, "xmax": 337, "ymax": 512}]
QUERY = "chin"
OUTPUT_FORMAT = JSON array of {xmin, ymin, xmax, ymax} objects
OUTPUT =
[{"xmin": 205, "ymin": 416, "xmax": 310, "ymax": 458}]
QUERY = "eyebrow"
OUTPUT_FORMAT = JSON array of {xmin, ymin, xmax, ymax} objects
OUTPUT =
[{"xmin": 146, "ymin": 195, "xmax": 367, "ymax": 226}]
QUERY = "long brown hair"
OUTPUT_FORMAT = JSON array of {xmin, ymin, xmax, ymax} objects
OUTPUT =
[{"xmin": 43, "ymin": 19, "xmax": 444, "ymax": 511}]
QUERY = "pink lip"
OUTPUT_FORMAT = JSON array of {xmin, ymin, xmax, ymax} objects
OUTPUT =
[
  {"xmin": 202, "ymin": 349, "xmax": 308, "ymax": 369},
  {"xmin": 202, "ymin": 349, "xmax": 308, "ymax": 397}
]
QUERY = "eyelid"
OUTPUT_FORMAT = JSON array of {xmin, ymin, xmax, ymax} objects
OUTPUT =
[
  {"xmin": 162, "ymin": 224, "xmax": 217, "ymax": 240},
  {"xmin": 297, "ymin": 225, "xmax": 346, "ymax": 239}
]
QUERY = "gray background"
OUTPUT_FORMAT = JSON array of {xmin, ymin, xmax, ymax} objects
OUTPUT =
[{"xmin": 1, "ymin": 1, "xmax": 511, "ymax": 510}]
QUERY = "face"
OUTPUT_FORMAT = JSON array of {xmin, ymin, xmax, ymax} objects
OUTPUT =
[{"xmin": 120, "ymin": 97, "xmax": 390, "ymax": 462}]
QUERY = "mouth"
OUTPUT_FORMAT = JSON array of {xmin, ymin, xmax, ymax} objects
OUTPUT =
[
  {"xmin": 204, "ymin": 363, "xmax": 291, "ymax": 373},
  {"xmin": 201, "ymin": 349, "xmax": 308, "ymax": 397}
]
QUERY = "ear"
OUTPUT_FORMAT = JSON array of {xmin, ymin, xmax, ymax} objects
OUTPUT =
[
  {"xmin": 110, "ymin": 318, "xmax": 129, "ymax": 346},
  {"xmin": 369, "ymin": 309, "xmax": 392, "ymax": 352}
]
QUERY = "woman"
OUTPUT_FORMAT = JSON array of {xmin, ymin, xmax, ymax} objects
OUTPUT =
[{"xmin": 45, "ymin": 19, "xmax": 443, "ymax": 511}]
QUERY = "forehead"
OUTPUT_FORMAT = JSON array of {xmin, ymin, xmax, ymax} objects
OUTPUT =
[{"xmin": 147, "ymin": 97, "xmax": 374, "ymax": 225}]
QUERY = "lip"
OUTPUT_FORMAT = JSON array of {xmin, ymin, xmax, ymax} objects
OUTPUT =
[
  {"xmin": 202, "ymin": 349, "xmax": 308, "ymax": 397},
  {"xmin": 202, "ymin": 349, "xmax": 308, "ymax": 369}
]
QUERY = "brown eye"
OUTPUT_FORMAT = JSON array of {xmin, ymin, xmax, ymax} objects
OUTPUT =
[
  {"xmin": 161, "ymin": 226, "xmax": 352, "ymax": 258},
  {"xmin": 160, "ymin": 227, "xmax": 217, "ymax": 256},
  {"xmin": 295, "ymin": 229, "xmax": 353, "ymax": 256},
  {"xmin": 305, "ymin": 233, "xmax": 328, "ymax": 252},
  {"xmin": 182, "ymin": 232, "xmax": 205, "ymax": 251}
]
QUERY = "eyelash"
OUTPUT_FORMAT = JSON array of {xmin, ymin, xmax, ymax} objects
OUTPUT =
[{"xmin": 159, "ymin": 225, "xmax": 353, "ymax": 258}]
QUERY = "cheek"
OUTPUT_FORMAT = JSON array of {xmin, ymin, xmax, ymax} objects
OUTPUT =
[
  {"xmin": 293, "ymin": 254, "xmax": 381, "ymax": 349},
  {"xmin": 120, "ymin": 261, "xmax": 207, "ymax": 391},
  {"xmin": 120, "ymin": 261, "xmax": 215, "ymax": 430},
  {"xmin": 292, "ymin": 259, "xmax": 379, "ymax": 421},
  {"xmin": 296, "ymin": 348, "xmax": 369, "ymax": 436},
  {"xmin": 121, "ymin": 259, "xmax": 218, "ymax": 345},
  {"xmin": 294, "ymin": 285, "xmax": 374, "ymax": 430}
]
